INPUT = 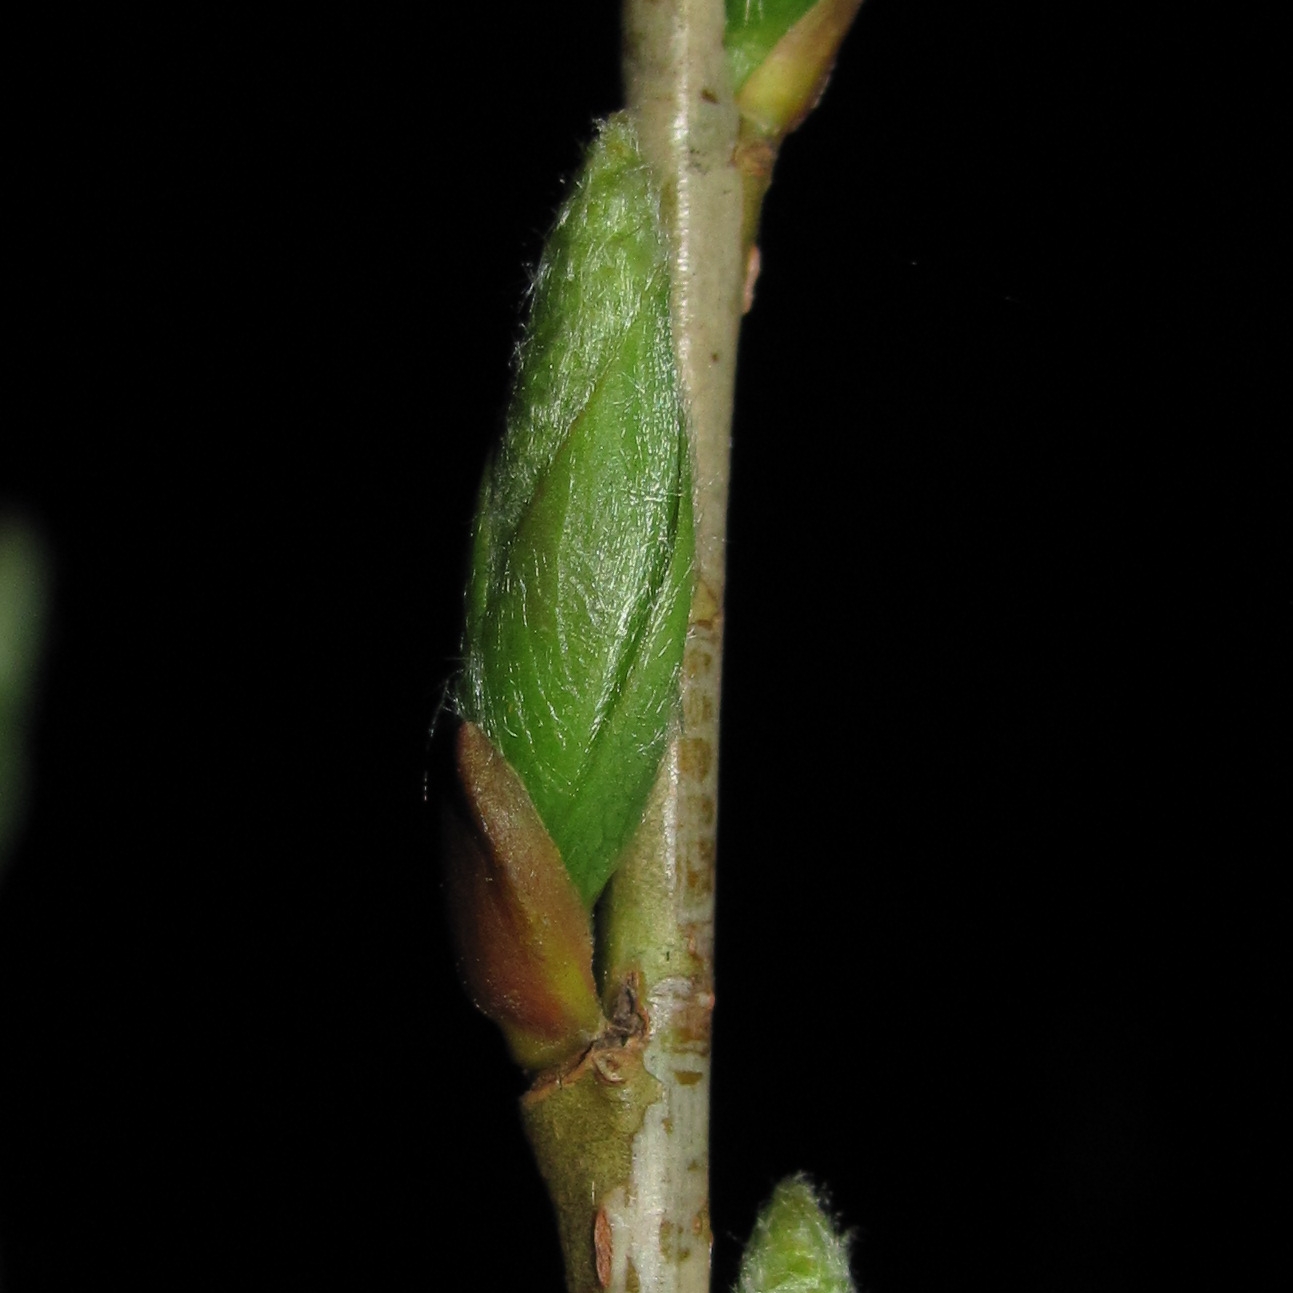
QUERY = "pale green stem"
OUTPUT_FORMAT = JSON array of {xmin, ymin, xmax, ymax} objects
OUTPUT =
[{"xmin": 605, "ymin": 1, "xmax": 744, "ymax": 1289}]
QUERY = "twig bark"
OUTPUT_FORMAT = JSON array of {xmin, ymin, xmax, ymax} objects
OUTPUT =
[{"xmin": 603, "ymin": 2, "xmax": 743, "ymax": 1288}]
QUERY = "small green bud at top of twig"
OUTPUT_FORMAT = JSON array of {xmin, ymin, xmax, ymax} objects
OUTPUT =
[
  {"xmin": 458, "ymin": 113, "xmax": 693, "ymax": 909},
  {"xmin": 725, "ymin": 0, "xmax": 822, "ymax": 93},
  {"xmin": 736, "ymin": 1175, "xmax": 857, "ymax": 1293},
  {"xmin": 725, "ymin": 1, "xmax": 863, "ymax": 135},
  {"xmin": 724, "ymin": 2, "xmax": 865, "ymax": 286}
]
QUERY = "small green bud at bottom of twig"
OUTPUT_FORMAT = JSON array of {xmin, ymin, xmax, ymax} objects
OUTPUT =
[{"xmin": 736, "ymin": 1175, "xmax": 857, "ymax": 1293}]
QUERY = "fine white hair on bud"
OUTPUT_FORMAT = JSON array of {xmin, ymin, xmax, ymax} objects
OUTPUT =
[{"xmin": 736, "ymin": 1175, "xmax": 857, "ymax": 1293}]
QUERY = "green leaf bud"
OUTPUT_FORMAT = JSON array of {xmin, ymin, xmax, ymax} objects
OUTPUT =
[
  {"xmin": 458, "ymin": 114, "xmax": 693, "ymax": 908},
  {"xmin": 724, "ymin": 0, "xmax": 822, "ymax": 93},
  {"xmin": 725, "ymin": 2, "xmax": 865, "ymax": 283},
  {"xmin": 736, "ymin": 1175, "xmax": 857, "ymax": 1293},
  {"xmin": 726, "ymin": 2, "xmax": 862, "ymax": 123}
]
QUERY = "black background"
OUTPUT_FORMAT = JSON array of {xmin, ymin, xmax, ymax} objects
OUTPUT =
[{"xmin": 2, "ymin": 4, "xmax": 1283, "ymax": 1290}]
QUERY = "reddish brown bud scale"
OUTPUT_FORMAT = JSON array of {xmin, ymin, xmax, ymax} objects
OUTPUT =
[{"xmin": 442, "ymin": 722, "xmax": 607, "ymax": 1071}]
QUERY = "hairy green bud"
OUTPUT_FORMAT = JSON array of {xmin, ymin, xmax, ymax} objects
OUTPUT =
[
  {"xmin": 736, "ymin": 1176, "xmax": 857, "ymax": 1293},
  {"xmin": 458, "ymin": 114, "xmax": 693, "ymax": 908}
]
